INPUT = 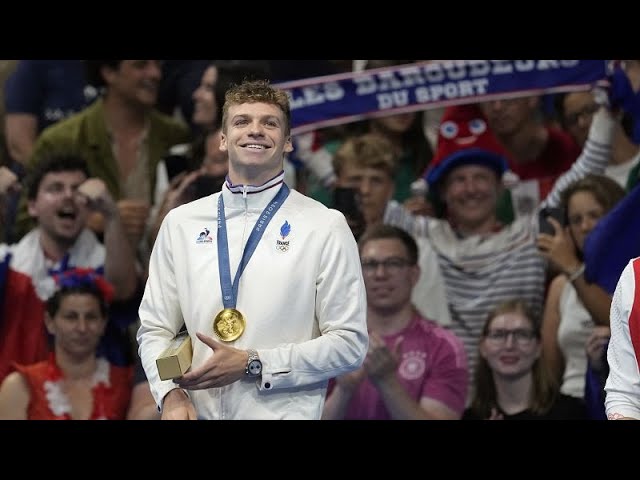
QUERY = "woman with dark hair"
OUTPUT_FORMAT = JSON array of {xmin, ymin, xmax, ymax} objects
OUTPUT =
[{"xmin": 0, "ymin": 269, "xmax": 133, "ymax": 420}]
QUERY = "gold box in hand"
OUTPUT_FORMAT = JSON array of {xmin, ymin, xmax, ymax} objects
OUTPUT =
[{"xmin": 156, "ymin": 332, "xmax": 192, "ymax": 381}]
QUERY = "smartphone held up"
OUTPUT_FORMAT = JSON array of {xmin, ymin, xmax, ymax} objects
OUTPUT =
[{"xmin": 538, "ymin": 206, "xmax": 565, "ymax": 235}]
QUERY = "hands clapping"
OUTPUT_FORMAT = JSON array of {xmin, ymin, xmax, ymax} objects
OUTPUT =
[{"xmin": 364, "ymin": 332, "xmax": 403, "ymax": 385}]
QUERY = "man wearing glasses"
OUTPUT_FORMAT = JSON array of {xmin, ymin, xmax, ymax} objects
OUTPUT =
[{"xmin": 322, "ymin": 224, "xmax": 468, "ymax": 420}]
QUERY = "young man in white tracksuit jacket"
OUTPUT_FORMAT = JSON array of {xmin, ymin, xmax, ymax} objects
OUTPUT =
[{"xmin": 137, "ymin": 80, "xmax": 368, "ymax": 420}]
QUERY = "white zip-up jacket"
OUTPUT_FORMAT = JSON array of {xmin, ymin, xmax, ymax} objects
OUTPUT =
[
  {"xmin": 138, "ymin": 173, "xmax": 368, "ymax": 419},
  {"xmin": 605, "ymin": 257, "xmax": 640, "ymax": 419}
]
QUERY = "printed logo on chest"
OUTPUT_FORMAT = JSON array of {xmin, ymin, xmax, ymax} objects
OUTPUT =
[
  {"xmin": 276, "ymin": 220, "xmax": 291, "ymax": 252},
  {"xmin": 398, "ymin": 350, "xmax": 427, "ymax": 381},
  {"xmin": 196, "ymin": 227, "xmax": 213, "ymax": 244}
]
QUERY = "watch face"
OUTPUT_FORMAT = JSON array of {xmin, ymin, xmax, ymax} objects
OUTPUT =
[{"xmin": 248, "ymin": 359, "xmax": 262, "ymax": 376}]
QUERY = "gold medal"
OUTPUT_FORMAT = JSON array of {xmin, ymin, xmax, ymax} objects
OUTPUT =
[{"xmin": 213, "ymin": 308, "xmax": 246, "ymax": 342}]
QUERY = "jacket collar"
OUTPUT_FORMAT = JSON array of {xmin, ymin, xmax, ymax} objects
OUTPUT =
[{"xmin": 221, "ymin": 171, "xmax": 286, "ymax": 211}]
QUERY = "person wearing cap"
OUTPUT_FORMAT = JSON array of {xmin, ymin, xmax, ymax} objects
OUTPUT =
[{"xmin": 383, "ymin": 100, "xmax": 615, "ymax": 394}]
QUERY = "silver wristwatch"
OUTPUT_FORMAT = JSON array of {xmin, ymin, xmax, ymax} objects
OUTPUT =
[{"xmin": 245, "ymin": 349, "xmax": 262, "ymax": 377}]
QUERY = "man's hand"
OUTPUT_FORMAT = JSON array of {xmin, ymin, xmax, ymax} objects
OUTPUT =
[
  {"xmin": 117, "ymin": 199, "xmax": 150, "ymax": 247},
  {"xmin": 403, "ymin": 196, "xmax": 435, "ymax": 217},
  {"xmin": 161, "ymin": 388, "xmax": 197, "ymax": 420},
  {"xmin": 176, "ymin": 332, "xmax": 247, "ymax": 390},
  {"xmin": 365, "ymin": 332, "xmax": 403, "ymax": 385},
  {"xmin": 75, "ymin": 178, "xmax": 118, "ymax": 218}
]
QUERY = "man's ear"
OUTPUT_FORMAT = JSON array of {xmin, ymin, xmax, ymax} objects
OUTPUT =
[
  {"xmin": 409, "ymin": 264, "xmax": 421, "ymax": 289},
  {"xmin": 100, "ymin": 64, "xmax": 117, "ymax": 87},
  {"xmin": 284, "ymin": 136, "xmax": 293, "ymax": 154},
  {"xmin": 219, "ymin": 132, "xmax": 228, "ymax": 152}
]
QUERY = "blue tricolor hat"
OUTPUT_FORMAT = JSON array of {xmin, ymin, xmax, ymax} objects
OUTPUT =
[{"xmin": 425, "ymin": 104, "xmax": 510, "ymax": 189}]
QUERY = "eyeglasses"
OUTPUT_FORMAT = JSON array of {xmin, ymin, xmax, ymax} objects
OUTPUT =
[
  {"xmin": 564, "ymin": 104, "xmax": 599, "ymax": 126},
  {"xmin": 361, "ymin": 257, "xmax": 412, "ymax": 275},
  {"xmin": 484, "ymin": 328, "xmax": 537, "ymax": 345}
]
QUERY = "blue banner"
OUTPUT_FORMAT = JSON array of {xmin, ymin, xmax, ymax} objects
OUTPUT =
[{"xmin": 274, "ymin": 60, "xmax": 610, "ymax": 136}]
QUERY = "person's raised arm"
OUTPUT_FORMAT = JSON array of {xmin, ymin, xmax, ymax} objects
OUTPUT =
[
  {"xmin": 0, "ymin": 166, "xmax": 20, "ymax": 241},
  {"xmin": 4, "ymin": 114, "xmax": 37, "ymax": 166},
  {"xmin": 0, "ymin": 165, "xmax": 19, "ymax": 202},
  {"xmin": 537, "ymin": 216, "xmax": 613, "ymax": 326},
  {"xmin": 76, "ymin": 178, "xmax": 139, "ymax": 301},
  {"xmin": 541, "ymin": 106, "xmax": 615, "ymax": 212}
]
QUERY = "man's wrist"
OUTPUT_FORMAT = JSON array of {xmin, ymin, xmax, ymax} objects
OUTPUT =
[{"xmin": 245, "ymin": 349, "xmax": 262, "ymax": 377}]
